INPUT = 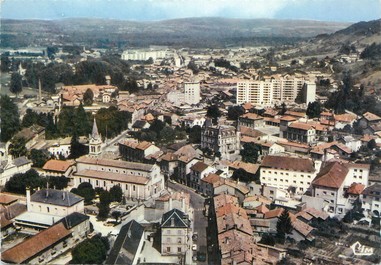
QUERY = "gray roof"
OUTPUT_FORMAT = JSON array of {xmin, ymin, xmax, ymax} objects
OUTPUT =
[
  {"xmin": 58, "ymin": 212, "xmax": 89, "ymax": 229},
  {"xmin": 13, "ymin": 156, "xmax": 32, "ymax": 167},
  {"xmin": 161, "ymin": 209, "xmax": 190, "ymax": 228},
  {"xmin": 105, "ymin": 220, "xmax": 144, "ymax": 265},
  {"xmin": 31, "ymin": 189, "xmax": 83, "ymax": 207}
]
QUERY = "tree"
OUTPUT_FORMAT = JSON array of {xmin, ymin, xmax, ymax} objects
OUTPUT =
[
  {"xmin": 29, "ymin": 149, "xmax": 50, "ymax": 168},
  {"xmin": 8, "ymin": 136, "xmax": 28, "ymax": 158},
  {"xmin": 306, "ymin": 101, "xmax": 322, "ymax": 119},
  {"xmin": 189, "ymin": 125, "xmax": 202, "ymax": 144},
  {"xmin": 276, "ymin": 209, "xmax": 293, "ymax": 243},
  {"xmin": 68, "ymin": 131, "xmax": 88, "ymax": 159},
  {"xmin": 45, "ymin": 113, "xmax": 57, "ymax": 139},
  {"xmin": 97, "ymin": 202, "xmax": 110, "ymax": 219},
  {"xmin": 48, "ymin": 176, "xmax": 69, "ymax": 190},
  {"xmin": 109, "ymin": 185, "xmax": 123, "ymax": 203},
  {"xmin": 5, "ymin": 169, "xmax": 46, "ymax": 194},
  {"xmin": 231, "ymin": 168, "xmax": 253, "ymax": 183},
  {"xmin": 227, "ymin": 106, "xmax": 245, "ymax": 120},
  {"xmin": 71, "ymin": 182, "xmax": 95, "ymax": 204},
  {"xmin": 10, "ymin": 72, "xmax": 23, "ymax": 96},
  {"xmin": 83, "ymin": 88, "xmax": 94, "ymax": 106},
  {"xmin": 0, "ymin": 95, "xmax": 20, "ymax": 142},
  {"xmin": 368, "ymin": 139, "xmax": 377, "ymax": 150},
  {"xmin": 279, "ymin": 102, "xmax": 287, "ymax": 115},
  {"xmin": 70, "ymin": 236, "xmax": 108, "ymax": 264},
  {"xmin": 111, "ymin": 211, "xmax": 122, "ymax": 222},
  {"xmin": 258, "ymin": 233, "xmax": 275, "ymax": 246},
  {"xmin": 206, "ymin": 104, "xmax": 221, "ymax": 124},
  {"xmin": 240, "ymin": 142, "xmax": 261, "ymax": 163},
  {"xmin": 159, "ymin": 126, "xmax": 176, "ymax": 144}
]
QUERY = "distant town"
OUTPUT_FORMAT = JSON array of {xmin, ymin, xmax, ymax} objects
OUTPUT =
[{"xmin": 0, "ymin": 16, "xmax": 381, "ymax": 265}]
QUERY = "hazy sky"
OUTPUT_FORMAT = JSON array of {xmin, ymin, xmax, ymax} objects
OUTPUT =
[{"xmin": 2, "ymin": 0, "xmax": 381, "ymax": 22}]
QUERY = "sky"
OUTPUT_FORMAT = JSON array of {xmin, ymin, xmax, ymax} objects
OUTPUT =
[{"xmin": 1, "ymin": 0, "xmax": 381, "ymax": 22}]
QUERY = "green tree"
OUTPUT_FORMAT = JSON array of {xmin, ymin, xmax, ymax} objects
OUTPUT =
[
  {"xmin": 227, "ymin": 106, "xmax": 245, "ymax": 120},
  {"xmin": 83, "ymin": 88, "xmax": 94, "ymax": 106},
  {"xmin": 206, "ymin": 104, "xmax": 221, "ymax": 124},
  {"xmin": 45, "ymin": 113, "xmax": 57, "ymax": 139},
  {"xmin": 9, "ymin": 136, "xmax": 28, "ymax": 158},
  {"xmin": 368, "ymin": 139, "xmax": 377, "ymax": 150},
  {"xmin": 231, "ymin": 168, "xmax": 253, "ymax": 183},
  {"xmin": 279, "ymin": 102, "xmax": 287, "ymax": 115},
  {"xmin": 68, "ymin": 131, "xmax": 88, "ymax": 159},
  {"xmin": 258, "ymin": 233, "xmax": 275, "ymax": 246},
  {"xmin": 75, "ymin": 104, "xmax": 91, "ymax": 136},
  {"xmin": 276, "ymin": 209, "xmax": 293, "ymax": 243},
  {"xmin": 306, "ymin": 101, "xmax": 322, "ymax": 119},
  {"xmin": 160, "ymin": 126, "xmax": 176, "ymax": 144},
  {"xmin": 240, "ymin": 142, "xmax": 261, "ymax": 163},
  {"xmin": 22, "ymin": 109, "xmax": 39, "ymax": 128},
  {"xmin": 70, "ymin": 236, "xmax": 108, "ymax": 264},
  {"xmin": 1, "ymin": 56, "xmax": 11, "ymax": 72},
  {"xmin": 189, "ymin": 125, "xmax": 202, "ymax": 144},
  {"xmin": 71, "ymin": 182, "xmax": 95, "ymax": 204},
  {"xmin": 109, "ymin": 185, "xmax": 123, "ymax": 203},
  {"xmin": 29, "ymin": 149, "xmax": 50, "ymax": 168},
  {"xmin": 5, "ymin": 169, "xmax": 46, "ymax": 194},
  {"xmin": 0, "ymin": 95, "xmax": 20, "ymax": 142},
  {"xmin": 48, "ymin": 176, "xmax": 69, "ymax": 190},
  {"xmin": 97, "ymin": 202, "xmax": 110, "ymax": 219},
  {"xmin": 10, "ymin": 72, "xmax": 23, "ymax": 96},
  {"xmin": 111, "ymin": 211, "xmax": 122, "ymax": 222}
]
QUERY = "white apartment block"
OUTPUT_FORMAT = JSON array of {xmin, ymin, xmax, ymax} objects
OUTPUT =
[
  {"xmin": 236, "ymin": 77, "xmax": 316, "ymax": 107},
  {"xmin": 362, "ymin": 184, "xmax": 381, "ymax": 216},
  {"xmin": 121, "ymin": 49, "xmax": 166, "ymax": 61},
  {"xmin": 260, "ymin": 155, "xmax": 318, "ymax": 195},
  {"xmin": 184, "ymin": 81, "xmax": 200, "ymax": 105}
]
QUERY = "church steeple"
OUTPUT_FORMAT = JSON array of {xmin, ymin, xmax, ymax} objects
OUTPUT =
[{"xmin": 89, "ymin": 118, "xmax": 102, "ymax": 157}]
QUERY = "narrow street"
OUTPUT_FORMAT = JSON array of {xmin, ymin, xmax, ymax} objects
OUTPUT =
[{"xmin": 167, "ymin": 181, "xmax": 208, "ymax": 265}]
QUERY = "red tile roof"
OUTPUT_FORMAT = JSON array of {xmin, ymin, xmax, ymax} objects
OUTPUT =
[
  {"xmin": 42, "ymin": 160, "xmax": 75, "ymax": 172},
  {"xmin": 363, "ymin": 112, "xmax": 381, "ymax": 122},
  {"xmin": 347, "ymin": 183, "xmax": 365, "ymax": 195},
  {"xmin": 312, "ymin": 162, "xmax": 348, "ymax": 189},
  {"xmin": 190, "ymin": 161, "xmax": 209, "ymax": 173},
  {"xmin": 261, "ymin": 155, "xmax": 315, "ymax": 172},
  {"xmin": 1, "ymin": 223, "xmax": 71, "ymax": 264},
  {"xmin": 264, "ymin": 208, "xmax": 284, "ymax": 219}
]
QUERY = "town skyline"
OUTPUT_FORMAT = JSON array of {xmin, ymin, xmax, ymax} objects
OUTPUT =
[{"xmin": 2, "ymin": 0, "xmax": 381, "ymax": 22}]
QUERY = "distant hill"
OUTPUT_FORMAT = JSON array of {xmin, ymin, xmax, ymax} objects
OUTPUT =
[
  {"xmin": 0, "ymin": 17, "xmax": 351, "ymax": 48},
  {"xmin": 309, "ymin": 19, "xmax": 381, "ymax": 54}
]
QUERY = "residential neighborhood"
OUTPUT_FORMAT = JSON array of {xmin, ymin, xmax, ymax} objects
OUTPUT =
[{"xmin": 1, "ymin": 2, "xmax": 381, "ymax": 265}]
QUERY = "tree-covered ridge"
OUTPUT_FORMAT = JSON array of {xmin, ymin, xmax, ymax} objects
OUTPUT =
[{"xmin": 361, "ymin": 43, "xmax": 381, "ymax": 60}]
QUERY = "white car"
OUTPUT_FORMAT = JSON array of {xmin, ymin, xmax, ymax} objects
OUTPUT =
[{"xmin": 192, "ymin": 244, "xmax": 197, "ymax": 251}]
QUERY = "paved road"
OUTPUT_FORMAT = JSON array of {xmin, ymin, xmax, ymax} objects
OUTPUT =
[{"xmin": 167, "ymin": 181, "xmax": 208, "ymax": 265}]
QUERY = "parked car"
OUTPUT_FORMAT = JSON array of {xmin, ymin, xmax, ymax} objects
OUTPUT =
[
  {"xmin": 192, "ymin": 232, "xmax": 198, "ymax": 241},
  {"xmin": 192, "ymin": 244, "xmax": 197, "ymax": 251}
]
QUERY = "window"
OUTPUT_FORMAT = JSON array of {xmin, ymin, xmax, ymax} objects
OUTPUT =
[
  {"xmin": 178, "ymin": 247, "xmax": 182, "ymax": 253},
  {"xmin": 126, "ymin": 184, "xmax": 128, "ymax": 190},
  {"xmin": 167, "ymin": 230, "xmax": 171, "ymax": 235},
  {"xmin": 167, "ymin": 247, "xmax": 171, "ymax": 253},
  {"xmin": 167, "ymin": 237, "xmax": 171, "ymax": 243},
  {"xmin": 270, "ymin": 190, "xmax": 274, "ymax": 195},
  {"xmin": 177, "ymin": 230, "xmax": 182, "ymax": 235},
  {"xmin": 177, "ymin": 238, "xmax": 182, "ymax": 243},
  {"xmin": 47, "ymin": 207, "xmax": 50, "ymax": 213},
  {"xmin": 323, "ymin": 191, "xmax": 327, "ymax": 195},
  {"xmin": 331, "ymin": 192, "xmax": 334, "ymax": 196},
  {"xmin": 300, "ymin": 181, "xmax": 304, "ymax": 184}
]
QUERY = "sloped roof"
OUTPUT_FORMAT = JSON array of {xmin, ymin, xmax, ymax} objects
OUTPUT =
[
  {"xmin": 240, "ymin": 113, "xmax": 263, "ymax": 120},
  {"xmin": 1, "ymin": 223, "xmax": 71, "ymax": 264},
  {"xmin": 264, "ymin": 208, "xmax": 284, "ymax": 219},
  {"xmin": 105, "ymin": 220, "xmax": 144, "ymax": 265},
  {"xmin": 230, "ymin": 161, "xmax": 260, "ymax": 175},
  {"xmin": 161, "ymin": 209, "xmax": 189, "ymax": 228},
  {"xmin": 13, "ymin": 156, "xmax": 32, "ymax": 167},
  {"xmin": 42, "ymin": 159, "xmax": 75, "ymax": 172},
  {"xmin": 261, "ymin": 155, "xmax": 315, "ymax": 172},
  {"xmin": 75, "ymin": 170, "xmax": 149, "ymax": 185},
  {"xmin": 76, "ymin": 156, "xmax": 154, "ymax": 172},
  {"xmin": 363, "ymin": 112, "xmax": 381, "ymax": 122},
  {"xmin": 190, "ymin": 161, "xmax": 209, "ymax": 173},
  {"xmin": 347, "ymin": 183, "xmax": 365, "ymax": 195},
  {"xmin": 312, "ymin": 162, "xmax": 348, "ymax": 189},
  {"xmin": 31, "ymin": 189, "xmax": 83, "ymax": 207}
]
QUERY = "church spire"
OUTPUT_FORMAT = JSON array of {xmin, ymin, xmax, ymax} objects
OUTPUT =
[{"xmin": 92, "ymin": 118, "xmax": 100, "ymax": 140}]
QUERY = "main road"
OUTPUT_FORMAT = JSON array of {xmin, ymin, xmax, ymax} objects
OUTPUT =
[{"xmin": 167, "ymin": 181, "xmax": 209, "ymax": 265}]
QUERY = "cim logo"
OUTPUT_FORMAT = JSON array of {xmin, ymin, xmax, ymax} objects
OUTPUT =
[{"xmin": 350, "ymin": 241, "xmax": 374, "ymax": 256}]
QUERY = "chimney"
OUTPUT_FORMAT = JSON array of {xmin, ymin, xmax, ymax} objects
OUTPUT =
[
  {"xmin": 26, "ymin": 187, "xmax": 31, "ymax": 211},
  {"xmin": 63, "ymin": 192, "xmax": 66, "ymax": 201},
  {"xmin": 171, "ymin": 217, "xmax": 175, "ymax": 227},
  {"xmin": 169, "ymin": 197, "xmax": 173, "ymax": 211},
  {"xmin": 181, "ymin": 198, "xmax": 186, "ymax": 212}
]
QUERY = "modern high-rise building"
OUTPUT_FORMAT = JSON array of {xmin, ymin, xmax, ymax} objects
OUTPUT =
[
  {"xmin": 236, "ymin": 76, "xmax": 316, "ymax": 106},
  {"xmin": 184, "ymin": 81, "xmax": 200, "ymax": 105}
]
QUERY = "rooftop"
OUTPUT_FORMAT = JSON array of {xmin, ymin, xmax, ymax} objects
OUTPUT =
[
  {"xmin": 261, "ymin": 155, "xmax": 315, "ymax": 173},
  {"xmin": 1, "ymin": 223, "xmax": 71, "ymax": 264},
  {"xmin": 76, "ymin": 156, "xmax": 154, "ymax": 172},
  {"xmin": 31, "ymin": 189, "xmax": 83, "ymax": 207},
  {"xmin": 75, "ymin": 170, "xmax": 149, "ymax": 185},
  {"xmin": 312, "ymin": 162, "xmax": 349, "ymax": 189},
  {"xmin": 42, "ymin": 159, "xmax": 75, "ymax": 172}
]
